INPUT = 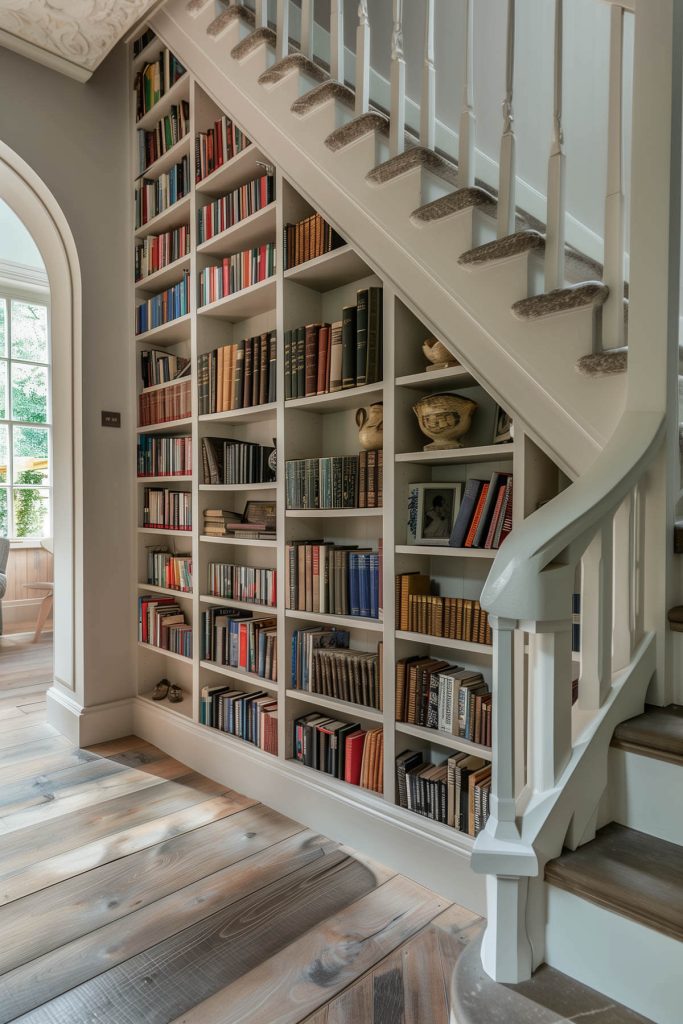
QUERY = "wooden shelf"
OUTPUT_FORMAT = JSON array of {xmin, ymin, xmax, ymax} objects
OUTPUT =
[
  {"xmin": 286, "ymin": 381, "xmax": 383, "ymax": 412},
  {"xmin": 135, "ymin": 255, "xmax": 191, "ymax": 293},
  {"xmin": 135, "ymin": 313, "xmax": 191, "ymax": 346},
  {"xmin": 137, "ymin": 583, "xmax": 193, "ymax": 599},
  {"xmin": 395, "ymin": 720, "xmax": 491, "ymax": 758},
  {"xmin": 132, "ymin": 34, "xmax": 164, "ymax": 73},
  {"xmin": 135, "ymin": 74, "xmax": 190, "ymax": 132},
  {"xmin": 195, "ymin": 145, "xmax": 269, "ymax": 196},
  {"xmin": 137, "ymin": 475, "xmax": 192, "ymax": 484},
  {"xmin": 396, "ymin": 444, "xmax": 514, "ymax": 465},
  {"xmin": 199, "ymin": 482, "xmax": 276, "ymax": 492},
  {"xmin": 197, "ymin": 722, "xmax": 279, "ymax": 760},
  {"xmin": 134, "ymin": 194, "xmax": 191, "ymax": 238},
  {"xmin": 395, "ymin": 629, "xmax": 493, "ymax": 656},
  {"xmin": 136, "ymin": 134, "xmax": 191, "ymax": 181},
  {"xmin": 197, "ymin": 204, "xmax": 277, "ymax": 257},
  {"xmin": 285, "ymin": 609, "xmax": 383, "ymax": 632},
  {"xmin": 285, "ymin": 688, "xmax": 384, "ymax": 723},
  {"xmin": 137, "ymin": 527, "xmax": 193, "ymax": 536},
  {"xmin": 285, "ymin": 507, "xmax": 382, "ymax": 518},
  {"xmin": 197, "ymin": 278, "xmax": 276, "ymax": 322},
  {"xmin": 199, "ymin": 660, "xmax": 278, "ymax": 693},
  {"xmin": 286, "ymin": 758, "xmax": 385, "ymax": 803},
  {"xmin": 284, "ymin": 245, "xmax": 373, "ymax": 290},
  {"xmin": 138, "ymin": 690, "xmax": 193, "ymax": 720},
  {"xmin": 395, "ymin": 544, "xmax": 497, "ymax": 560},
  {"xmin": 137, "ymin": 641, "xmax": 192, "ymax": 664},
  {"xmin": 199, "ymin": 535, "xmax": 278, "ymax": 548},
  {"xmin": 199, "ymin": 402, "xmax": 277, "ymax": 424},
  {"xmin": 199, "ymin": 594, "xmax": 276, "ymax": 614},
  {"xmin": 137, "ymin": 417, "xmax": 193, "ymax": 434},
  {"xmin": 396, "ymin": 366, "xmax": 477, "ymax": 390},
  {"xmin": 140, "ymin": 374, "xmax": 192, "ymax": 395}
]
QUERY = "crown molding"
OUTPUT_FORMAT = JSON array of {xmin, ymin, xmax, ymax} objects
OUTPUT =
[{"xmin": 0, "ymin": 257, "xmax": 49, "ymax": 292}]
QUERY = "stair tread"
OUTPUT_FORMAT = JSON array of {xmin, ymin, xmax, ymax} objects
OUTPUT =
[
  {"xmin": 291, "ymin": 80, "xmax": 355, "ymax": 115},
  {"xmin": 187, "ymin": 0, "xmax": 212, "ymax": 14},
  {"xmin": 231, "ymin": 27, "xmax": 277, "ymax": 60},
  {"xmin": 576, "ymin": 349, "xmax": 627, "ymax": 377},
  {"xmin": 545, "ymin": 823, "xmax": 683, "ymax": 942},
  {"xmin": 367, "ymin": 146, "xmax": 459, "ymax": 186},
  {"xmin": 325, "ymin": 111, "xmax": 390, "ymax": 151},
  {"xmin": 512, "ymin": 282, "xmax": 609, "ymax": 321},
  {"xmin": 258, "ymin": 52, "xmax": 328, "ymax": 86},
  {"xmin": 612, "ymin": 704, "xmax": 683, "ymax": 764},
  {"xmin": 458, "ymin": 229, "xmax": 544, "ymax": 267},
  {"xmin": 207, "ymin": 5, "xmax": 255, "ymax": 36},
  {"xmin": 411, "ymin": 187, "xmax": 496, "ymax": 223}
]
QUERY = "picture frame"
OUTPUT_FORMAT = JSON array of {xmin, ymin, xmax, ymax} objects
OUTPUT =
[
  {"xmin": 407, "ymin": 482, "xmax": 462, "ymax": 546},
  {"xmin": 493, "ymin": 405, "xmax": 513, "ymax": 444}
]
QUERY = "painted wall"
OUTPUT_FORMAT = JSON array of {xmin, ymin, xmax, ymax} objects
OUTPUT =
[
  {"xmin": 0, "ymin": 44, "xmax": 134, "ymax": 707},
  {"xmin": 0, "ymin": 199, "xmax": 44, "ymax": 268}
]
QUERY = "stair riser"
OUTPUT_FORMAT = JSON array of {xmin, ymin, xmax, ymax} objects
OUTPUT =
[
  {"xmin": 259, "ymin": 70, "xmax": 324, "ymax": 109},
  {"xmin": 293, "ymin": 102, "xmax": 355, "ymax": 140},
  {"xmin": 206, "ymin": 18, "xmax": 243, "ymax": 48},
  {"xmin": 545, "ymin": 886, "xmax": 682, "ymax": 1024},
  {"xmin": 608, "ymin": 747, "xmax": 683, "ymax": 845},
  {"xmin": 232, "ymin": 42, "xmax": 275, "ymax": 73},
  {"xmin": 422, "ymin": 169, "xmax": 459, "ymax": 206},
  {"xmin": 410, "ymin": 209, "xmax": 476, "ymax": 266},
  {"xmin": 325, "ymin": 134, "xmax": 389, "ymax": 187}
]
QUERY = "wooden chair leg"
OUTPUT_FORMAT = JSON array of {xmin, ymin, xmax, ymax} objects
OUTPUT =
[{"xmin": 33, "ymin": 594, "xmax": 53, "ymax": 643}]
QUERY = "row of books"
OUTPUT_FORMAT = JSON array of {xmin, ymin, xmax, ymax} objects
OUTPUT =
[
  {"xmin": 140, "ymin": 349, "xmax": 190, "ymax": 389},
  {"xmin": 138, "ymin": 379, "xmax": 192, "ymax": 427},
  {"xmin": 396, "ymin": 573, "xmax": 492, "ymax": 644},
  {"xmin": 134, "ymin": 50, "xmax": 186, "ymax": 120},
  {"xmin": 285, "ymin": 541, "xmax": 381, "ymax": 619},
  {"xmin": 285, "ymin": 455, "xmax": 373, "ymax": 510},
  {"xmin": 195, "ymin": 118, "xmax": 250, "ymax": 182},
  {"xmin": 197, "ymin": 333, "xmax": 276, "ymax": 415},
  {"xmin": 396, "ymin": 750, "xmax": 490, "ymax": 837},
  {"xmin": 137, "ymin": 435, "xmax": 192, "ymax": 478},
  {"xmin": 135, "ymin": 225, "xmax": 190, "ymax": 282},
  {"xmin": 202, "ymin": 608, "xmax": 277, "ymax": 680},
  {"xmin": 146, "ymin": 550, "xmax": 193, "ymax": 593},
  {"xmin": 283, "ymin": 213, "xmax": 345, "ymax": 270},
  {"xmin": 197, "ymin": 174, "xmax": 274, "ymax": 244},
  {"xmin": 203, "ymin": 508, "xmax": 276, "ymax": 541},
  {"xmin": 133, "ymin": 27, "xmax": 155, "ymax": 57},
  {"xmin": 448, "ymin": 472, "xmax": 513, "ymax": 550},
  {"xmin": 201, "ymin": 437, "xmax": 276, "ymax": 486},
  {"xmin": 134, "ymin": 155, "xmax": 191, "ymax": 229},
  {"xmin": 284, "ymin": 289, "xmax": 383, "ymax": 400},
  {"xmin": 137, "ymin": 101, "xmax": 190, "ymax": 175},
  {"xmin": 198, "ymin": 243, "xmax": 276, "ymax": 307},
  {"xmin": 138, "ymin": 595, "xmax": 192, "ymax": 657},
  {"xmin": 200, "ymin": 685, "xmax": 278, "ymax": 756},
  {"xmin": 293, "ymin": 715, "xmax": 383, "ymax": 792},
  {"xmin": 135, "ymin": 271, "xmax": 190, "ymax": 335},
  {"xmin": 207, "ymin": 562, "xmax": 276, "ymax": 607},
  {"xmin": 396, "ymin": 658, "xmax": 491, "ymax": 745},
  {"xmin": 291, "ymin": 627, "xmax": 382, "ymax": 710},
  {"xmin": 142, "ymin": 487, "xmax": 192, "ymax": 531}
]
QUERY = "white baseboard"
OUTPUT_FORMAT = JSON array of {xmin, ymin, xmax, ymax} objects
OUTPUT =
[
  {"xmin": 133, "ymin": 697, "xmax": 486, "ymax": 914},
  {"xmin": 46, "ymin": 686, "xmax": 134, "ymax": 746}
]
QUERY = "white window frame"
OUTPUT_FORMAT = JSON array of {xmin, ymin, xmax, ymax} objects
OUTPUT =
[{"xmin": 0, "ymin": 280, "xmax": 52, "ymax": 543}]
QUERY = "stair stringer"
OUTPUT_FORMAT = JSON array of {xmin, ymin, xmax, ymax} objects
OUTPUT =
[{"xmin": 152, "ymin": 0, "xmax": 627, "ymax": 478}]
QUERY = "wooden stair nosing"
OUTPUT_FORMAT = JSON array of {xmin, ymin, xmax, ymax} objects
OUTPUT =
[
  {"xmin": 611, "ymin": 704, "xmax": 683, "ymax": 766},
  {"xmin": 545, "ymin": 822, "xmax": 683, "ymax": 943}
]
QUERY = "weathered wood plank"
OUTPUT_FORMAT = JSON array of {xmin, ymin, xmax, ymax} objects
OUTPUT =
[
  {"xmin": 0, "ymin": 744, "xmax": 97, "ymax": 787},
  {"xmin": 0, "ymin": 722, "xmax": 55, "ymax": 750},
  {"xmin": 169, "ymin": 875, "xmax": 449, "ymax": 1024},
  {"xmin": 0, "ymin": 830, "xmax": 334, "ymax": 1023},
  {"xmin": 0, "ymin": 756, "xmax": 127, "ymax": 816},
  {"xmin": 0, "ymin": 803, "xmax": 300, "ymax": 976},
  {"xmin": 373, "ymin": 951, "xmax": 406, "ymax": 1024},
  {"xmin": 401, "ymin": 926, "xmax": 447, "ymax": 1024},
  {"xmin": 85, "ymin": 735, "xmax": 155, "ymax": 757},
  {"xmin": 0, "ymin": 734, "xmax": 70, "ymax": 769}
]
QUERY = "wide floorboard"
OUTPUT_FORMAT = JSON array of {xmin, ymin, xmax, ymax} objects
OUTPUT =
[{"xmin": 0, "ymin": 697, "xmax": 479, "ymax": 1023}]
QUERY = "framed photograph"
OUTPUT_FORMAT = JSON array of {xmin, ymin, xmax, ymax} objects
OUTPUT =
[
  {"xmin": 493, "ymin": 405, "xmax": 513, "ymax": 445},
  {"xmin": 410, "ymin": 483, "xmax": 462, "ymax": 546},
  {"xmin": 243, "ymin": 500, "xmax": 277, "ymax": 530}
]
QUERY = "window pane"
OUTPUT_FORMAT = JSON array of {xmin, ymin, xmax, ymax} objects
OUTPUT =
[
  {"xmin": 0, "ymin": 489, "xmax": 7, "ymax": 537},
  {"xmin": 13, "ymin": 487, "xmax": 49, "ymax": 538},
  {"xmin": 0, "ymin": 360, "xmax": 6, "ymax": 419},
  {"xmin": 13, "ymin": 426, "xmax": 49, "ymax": 484},
  {"xmin": 11, "ymin": 362, "xmax": 48, "ymax": 423},
  {"xmin": 11, "ymin": 301, "xmax": 48, "ymax": 362},
  {"xmin": 0, "ymin": 425, "xmax": 7, "ymax": 484},
  {"xmin": 0, "ymin": 300, "xmax": 6, "ymax": 357}
]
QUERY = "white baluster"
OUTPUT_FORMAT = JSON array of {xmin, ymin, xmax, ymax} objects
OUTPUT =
[
  {"xmin": 277, "ymin": 0, "xmax": 289, "ymax": 59},
  {"xmin": 355, "ymin": 2, "xmax": 370, "ymax": 116},
  {"xmin": 330, "ymin": 0, "xmax": 344, "ymax": 82},
  {"xmin": 390, "ymin": 0, "xmax": 406, "ymax": 157},
  {"xmin": 486, "ymin": 616, "xmax": 520, "ymax": 841},
  {"xmin": 613, "ymin": 491, "xmax": 635, "ymax": 670},
  {"xmin": 301, "ymin": 0, "xmax": 313, "ymax": 58},
  {"xmin": 420, "ymin": 0, "xmax": 436, "ymax": 149},
  {"xmin": 255, "ymin": 0, "xmax": 267, "ymax": 29},
  {"xmin": 545, "ymin": 0, "xmax": 565, "ymax": 291},
  {"xmin": 528, "ymin": 621, "xmax": 573, "ymax": 793},
  {"xmin": 498, "ymin": 0, "xmax": 516, "ymax": 237},
  {"xmin": 578, "ymin": 522, "xmax": 614, "ymax": 711},
  {"xmin": 602, "ymin": 3, "xmax": 625, "ymax": 348},
  {"xmin": 458, "ymin": 0, "xmax": 475, "ymax": 188}
]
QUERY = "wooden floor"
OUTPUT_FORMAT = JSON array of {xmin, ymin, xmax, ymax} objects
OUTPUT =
[
  {"xmin": 0, "ymin": 692, "xmax": 481, "ymax": 1024},
  {"xmin": 0, "ymin": 632, "xmax": 53, "ymax": 693}
]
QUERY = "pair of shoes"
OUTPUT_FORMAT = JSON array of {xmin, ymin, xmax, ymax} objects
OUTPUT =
[{"xmin": 151, "ymin": 679, "xmax": 184, "ymax": 703}]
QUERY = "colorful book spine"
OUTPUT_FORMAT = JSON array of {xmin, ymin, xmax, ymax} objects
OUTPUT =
[
  {"xmin": 135, "ymin": 271, "xmax": 190, "ymax": 334},
  {"xmin": 198, "ymin": 243, "xmax": 276, "ymax": 306}
]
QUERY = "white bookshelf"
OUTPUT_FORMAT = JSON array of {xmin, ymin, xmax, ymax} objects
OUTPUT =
[{"xmin": 130, "ymin": 37, "xmax": 569, "ymax": 885}]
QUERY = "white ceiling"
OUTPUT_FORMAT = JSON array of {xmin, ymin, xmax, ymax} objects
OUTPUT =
[{"xmin": 0, "ymin": 0, "xmax": 162, "ymax": 82}]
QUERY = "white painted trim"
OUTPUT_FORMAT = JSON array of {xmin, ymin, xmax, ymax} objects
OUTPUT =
[
  {"xmin": 132, "ymin": 697, "xmax": 487, "ymax": 914},
  {"xmin": 0, "ymin": 28, "xmax": 91, "ymax": 83},
  {"xmin": 0, "ymin": 258, "xmax": 48, "ymax": 291},
  {"xmin": 46, "ymin": 686, "xmax": 134, "ymax": 746},
  {"xmin": 608, "ymin": 747, "xmax": 683, "ymax": 846}
]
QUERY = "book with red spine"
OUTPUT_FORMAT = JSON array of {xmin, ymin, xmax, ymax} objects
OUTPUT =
[{"xmin": 464, "ymin": 484, "xmax": 489, "ymax": 548}]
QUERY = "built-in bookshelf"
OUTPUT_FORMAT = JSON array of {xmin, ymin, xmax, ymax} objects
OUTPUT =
[{"xmin": 129, "ymin": 30, "xmax": 567, "ymax": 876}]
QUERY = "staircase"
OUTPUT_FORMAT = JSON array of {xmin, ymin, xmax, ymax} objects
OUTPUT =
[{"xmin": 145, "ymin": 1, "xmax": 682, "ymax": 1020}]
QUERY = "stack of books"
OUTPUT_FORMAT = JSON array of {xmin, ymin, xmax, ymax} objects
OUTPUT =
[
  {"xmin": 135, "ymin": 224, "xmax": 190, "ymax": 281},
  {"xmin": 448, "ymin": 472, "xmax": 513, "ymax": 549},
  {"xmin": 137, "ymin": 100, "xmax": 190, "ymax": 174},
  {"xmin": 134, "ymin": 50, "xmax": 186, "ymax": 120},
  {"xmin": 202, "ymin": 608, "xmax": 277, "ymax": 681},
  {"xmin": 138, "ymin": 594, "xmax": 192, "ymax": 657},
  {"xmin": 291, "ymin": 626, "xmax": 382, "ymax": 710},
  {"xmin": 135, "ymin": 155, "xmax": 191, "ymax": 228},
  {"xmin": 146, "ymin": 550, "xmax": 192, "ymax": 593},
  {"xmin": 396, "ymin": 750, "xmax": 491, "ymax": 837},
  {"xmin": 197, "ymin": 333, "xmax": 276, "ymax": 415},
  {"xmin": 200, "ymin": 437, "xmax": 275, "ymax": 486},
  {"xmin": 197, "ymin": 174, "xmax": 275, "ymax": 243},
  {"xmin": 140, "ymin": 350, "xmax": 190, "ymax": 388},
  {"xmin": 294, "ymin": 716, "xmax": 383, "ymax": 791},
  {"xmin": 285, "ymin": 541, "xmax": 381, "ymax": 619},
  {"xmin": 203, "ymin": 509, "xmax": 275, "ymax": 541},
  {"xmin": 395, "ymin": 658, "xmax": 491, "ymax": 745},
  {"xmin": 138, "ymin": 379, "xmax": 191, "ymax": 427},
  {"xmin": 286, "ymin": 453, "xmax": 382, "ymax": 510},
  {"xmin": 142, "ymin": 487, "xmax": 191, "ymax": 531},
  {"xmin": 137, "ymin": 435, "xmax": 192, "ymax": 478},
  {"xmin": 395, "ymin": 573, "xmax": 492, "ymax": 645},
  {"xmin": 284, "ymin": 287, "xmax": 383, "ymax": 399},
  {"xmin": 200, "ymin": 685, "xmax": 278, "ymax": 756},
  {"xmin": 283, "ymin": 212, "xmax": 345, "ymax": 269},
  {"xmin": 199, "ymin": 243, "xmax": 276, "ymax": 306},
  {"xmin": 207, "ymin": 562, "xmax": 276, "ymax": 607},
  {"xmin": 195, "ymin": 116, "xmax": 250, "ymax": 181},
  {"xmin": 135, "ymin": 271, "xmax": 190, "ymax": 334}
]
